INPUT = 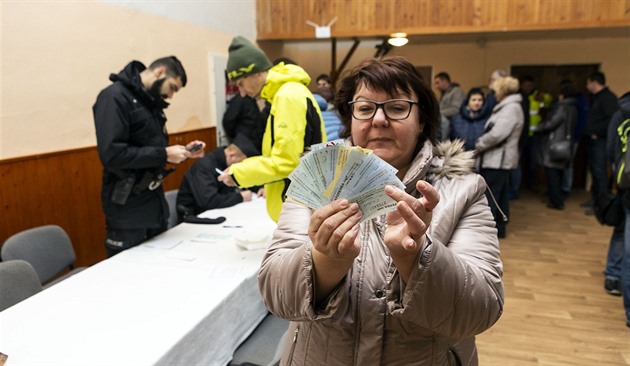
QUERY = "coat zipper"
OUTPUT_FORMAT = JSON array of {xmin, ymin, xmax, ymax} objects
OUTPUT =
[{"xmin": 287, "ymin": 325, "xmax": 300, "ymax": 364}]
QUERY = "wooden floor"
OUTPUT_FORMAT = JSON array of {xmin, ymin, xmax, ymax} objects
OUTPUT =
[{"xmin": 476, "ymin": 189, "xmax": 630, "ymax": 365}]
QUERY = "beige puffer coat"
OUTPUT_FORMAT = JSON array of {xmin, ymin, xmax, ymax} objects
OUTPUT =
[
  {"xmin": 475, "ymin": 93, "xmax": 524, "ymax": 170},
  {"xmin": 259, "ymin": 140, "xmax": 504, "ymax": 366}
]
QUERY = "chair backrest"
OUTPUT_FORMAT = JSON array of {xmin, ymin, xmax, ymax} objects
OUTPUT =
[
  {"xmin": 165, "ymin": 189, "xmax": 179, "ymax": 229},
  {"xmin": 0, "ymin": 260, "xmax": 43, "ymax": 312},
  {"xmin": 1, "ymin": 225, "xmax": 76, "ymax": 284},
  {"xmin": 229, "ymin": 313, "xmax": 289, "ymax": 366}
]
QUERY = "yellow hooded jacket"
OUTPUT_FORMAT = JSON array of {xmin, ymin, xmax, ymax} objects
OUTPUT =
[{"xmin": 229, "ymin": 63, "xmax": 326, "ymax": 221}]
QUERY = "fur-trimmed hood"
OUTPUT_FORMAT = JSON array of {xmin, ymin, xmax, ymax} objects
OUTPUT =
[
  {"xmin": 403, "ymin": 139, "xmax": 476, "ymax": 193},
  {"xmin": 429, "ymin": 140, "xmax": 477, "ymax": 180}
]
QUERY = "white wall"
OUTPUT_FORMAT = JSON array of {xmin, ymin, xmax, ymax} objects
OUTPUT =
[
  {"xmin": 99, "ymin": 0, "xmax": 256, "ymax": 40},
  {"xmin": 0, "ymin": 0, "xmax": 257, "ymax": 159}
]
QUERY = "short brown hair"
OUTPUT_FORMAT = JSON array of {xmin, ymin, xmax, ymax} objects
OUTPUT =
[{"xmin": 334, "ymin": 57, "xmax": 439, "ymax": 145}]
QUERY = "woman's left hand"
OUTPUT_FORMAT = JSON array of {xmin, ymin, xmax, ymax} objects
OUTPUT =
[{"xmin": 384, "ymin": 181, "xmax": 439, "ymax": 278}]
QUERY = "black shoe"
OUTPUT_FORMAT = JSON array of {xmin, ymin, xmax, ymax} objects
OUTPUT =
[
  {"xmin": 585, "ymin": 208, "xmax": 595, "ymax": 216},
  {"xmin": 527, "ymin": 185, "xmax": 540, "ymax": 193},
  {"xmin": 580, "ymin": 199, "xmax": 594, "ymax": 208},
  {"xmin": 605, "ymin": 278, "xmax": 622, "ymax": 296},
  {"xmin": 547, "ymin": 202, "xmax": 565, "ymax": 210}
]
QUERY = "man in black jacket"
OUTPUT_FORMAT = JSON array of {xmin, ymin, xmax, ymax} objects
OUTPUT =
[
  {"xmin": 176, "ymin": 134, "xmax": 261, "ymax": 222},
  {"xmin": 222, "ymin": 93, "xmax": 269, "ymax": 153},
  {"xmin": 583, "ymin": 72, "xmax": 618, "ymax": 213},
  {"xmin": 93, "ymin": 56, "xmax": 205, "ymax": 257}
]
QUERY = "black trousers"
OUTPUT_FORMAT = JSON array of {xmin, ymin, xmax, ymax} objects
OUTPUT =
[
  {"xmin": 480, "ymin": 168, "xmax": 510, "ymax": 237},
  {"xmin": 104, "ymin": 225, "xmax": 167, "ymax": 257},
  {"xmin": 546, "ymin": 167, "xmax": 565, "ymax": 208}
]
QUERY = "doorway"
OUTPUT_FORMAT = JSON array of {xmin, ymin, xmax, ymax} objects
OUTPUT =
[{"xmin": 511, "ymin": 63, "xmax": 600, "ymax": 192}]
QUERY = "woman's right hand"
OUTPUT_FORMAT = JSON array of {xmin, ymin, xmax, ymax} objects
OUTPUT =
[
  {"xmin": 309, "ymin": 199, "xmax": 362, "ymax": 261},
  {"xmin": 309, "ymin": 199, "xmax": 362, "ymax": 303}
]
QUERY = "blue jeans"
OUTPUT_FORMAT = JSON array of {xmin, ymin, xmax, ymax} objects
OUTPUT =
[
  {"xmin": 509, "ymin": 168, "xmax": 521, "ymax": 199},
  {"xmin": 623, "ymin": 206, "xmax": 630, "ymax": 323},
  {"xmin": 605, "ymin": 221, "xmax": 624, "ymax": 279}
]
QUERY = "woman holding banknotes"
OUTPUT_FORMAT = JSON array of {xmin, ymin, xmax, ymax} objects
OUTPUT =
[{"xmin": 258, "ymin": 57, "xmax": 503, "ymax": 365}]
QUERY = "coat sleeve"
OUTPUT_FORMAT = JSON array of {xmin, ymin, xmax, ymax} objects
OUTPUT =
[
  {"xmin": 475, "ymin": 103, "xmax": 520, "ymax": 153},
  {"xmin": 388, "ymin": 174, "xmax": 504, "ymax": 338},
  {"xmin": 229, "ymin": 85, "xmax": 307, "ymax": 188},
  {"xmin": 537, "ymin": 104, "xmax": 566, "ymax": 134},
  {"xmin": 258, "ymin": 200, "xmax": 350, "ymax": 320},
  {"xmin": 187, "ymin": 160, "xmax": 243, "ymax": 210},
  {"xmin": 222, "ymin": 95, "xmax": 245, "ymax": 140},
  {"xmin": 607, "ymin": 111, "xmax": 624, "ymax": 164}
]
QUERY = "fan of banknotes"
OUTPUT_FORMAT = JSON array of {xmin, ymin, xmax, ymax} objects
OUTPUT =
[{"xmin": 286, "ymin": 140, "xmax": 405, "ymax": 222}]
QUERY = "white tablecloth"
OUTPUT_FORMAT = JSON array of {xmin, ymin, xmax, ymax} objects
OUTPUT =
[{"xmin": 0, "ymin": 198, "xmax": 276, "ymax": 366}]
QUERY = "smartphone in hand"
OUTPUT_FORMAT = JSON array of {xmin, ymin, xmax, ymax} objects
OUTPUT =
[{"xmin": 188, "ymin": 143, "xmax": 203, "ymax": 153}]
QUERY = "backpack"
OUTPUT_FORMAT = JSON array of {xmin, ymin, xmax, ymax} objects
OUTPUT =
[{"xmin": 615, "ymin": 117, "xmax": 630, "ymax": 190}]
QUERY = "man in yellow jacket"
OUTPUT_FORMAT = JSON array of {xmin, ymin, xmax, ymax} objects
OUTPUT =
[{"xmin": 219, "ymin": 36, "xmax": 326, "ymax": 222}]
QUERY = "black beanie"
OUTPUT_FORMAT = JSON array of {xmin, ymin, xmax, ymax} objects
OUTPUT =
[
  {"xmin": 232, "ymin": 134, "xmax": 260, "ymax": 157},
  {"xmin": 226, "ymin": 36, "xmax": 272, "ymax": 81}
]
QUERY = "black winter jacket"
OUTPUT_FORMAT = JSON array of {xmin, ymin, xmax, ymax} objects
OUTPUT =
[
  {"xmin": 537, "ymin": 97, "xmax": 578, "ymax": 169},
  {"xmin": 583, "ymin": 87, "xmax": 618, "ymax": 137},
  {"xmin": 93, "ymin": 61, "xmax": 169, "ymax": 229},
  {"xmin": 176, "ymin": 147, "xmax": 244, "ymax": 218},
  {"xmin": 222, "ymin": 95, "xmax": 269, "ymax": 153}
]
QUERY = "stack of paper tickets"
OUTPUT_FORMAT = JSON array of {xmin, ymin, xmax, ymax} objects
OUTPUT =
[{"xmin": 286, "ymin": 140, "xmax": 405, "ymax": 222}]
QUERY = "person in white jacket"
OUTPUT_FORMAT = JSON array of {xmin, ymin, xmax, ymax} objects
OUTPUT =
[{"xmin": 475, "ymin": 76, "xmax": 524, "ymax": 238}]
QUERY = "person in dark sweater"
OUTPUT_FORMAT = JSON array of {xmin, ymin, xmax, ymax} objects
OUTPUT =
[
  {"xmin": 176, "ymin": 134, "xmax": 260, "ymax": 222},
  {"xmin": 583, "ymin": 71, "xmax": 619, "ymax": 210}
]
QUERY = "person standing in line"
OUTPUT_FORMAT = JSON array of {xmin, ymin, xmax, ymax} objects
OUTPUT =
[
  {"xmin": 316, "ymin": 73, "xmax": 332, "ymax": 89},
  {"xmin": 534, "ymin": 81, "xmax": 579, "ymax": 210},
  {"xmin": 259, "ymin": 56, "xmax": 503, "ymax": 365},
  {"xmin": 218, "ymin": 36, "xmax": 326, "ymax": 222},
  {"xmin": 93, "ymin": 56, "xmax": 205, "ymax": 257},
  {"xmin": 609, "ymin": 91, "xmax": 630, "ymax": 328},
  {"xmin": 314, "ymin": 86, "xmax": 343, "ymax": 140},
  {"xmin": 603, "ymin": 91, "xmax": 630, "ymax": 301},
  {"xmin": 434, "ymin": 72, "xmax": 466, "ymax": 141},
  {"xmin": 519, "ymin": 75, "xmax": 553, "ymax": 193},
  {"xmin": 449, "ymin": 87, "xmax": 492, "ymax": 151},
  {"xmin": 561, "ymin": 80, "xmax": 589, "ymax": 198},
  {"xmin": 475, "ymin": 76, "xmax": 524, "ymax": 239},
  {"xmin": 485, "ymin": 69, "xmax": 507, "ymax": 111},
  {"xmin": 582, "ymin": 71, "xmax": 619, "ymax": 214}
]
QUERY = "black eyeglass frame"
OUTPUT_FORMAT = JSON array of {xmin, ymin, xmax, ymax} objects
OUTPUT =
[{"xmin": 347, "ymin": 99, "xmax": 419, "ymax": 121}]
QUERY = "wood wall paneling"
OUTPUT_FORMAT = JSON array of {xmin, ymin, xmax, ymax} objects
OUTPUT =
[
  {"xmin": 256, "ymin": 0, "xmax": 630, "ymax": 40},
  {"xmin": 0, "ymin": 128, "xmax": 216, "ymax": 268}
]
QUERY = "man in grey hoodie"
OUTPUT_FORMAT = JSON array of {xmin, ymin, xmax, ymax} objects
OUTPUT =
[{"xmin": 434, "ymin": 72, "xmax": 465, "ymax": 141}]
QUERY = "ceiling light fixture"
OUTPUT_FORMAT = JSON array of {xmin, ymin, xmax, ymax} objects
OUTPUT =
[{"xmin": 388, "ymin": 32, "xmax": 409, "ymax": 47}]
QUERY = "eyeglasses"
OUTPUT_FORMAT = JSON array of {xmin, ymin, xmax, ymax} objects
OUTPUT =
[{"xmin": 348, "ymin": 99, "xmax": 418, "ymax": 120}]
